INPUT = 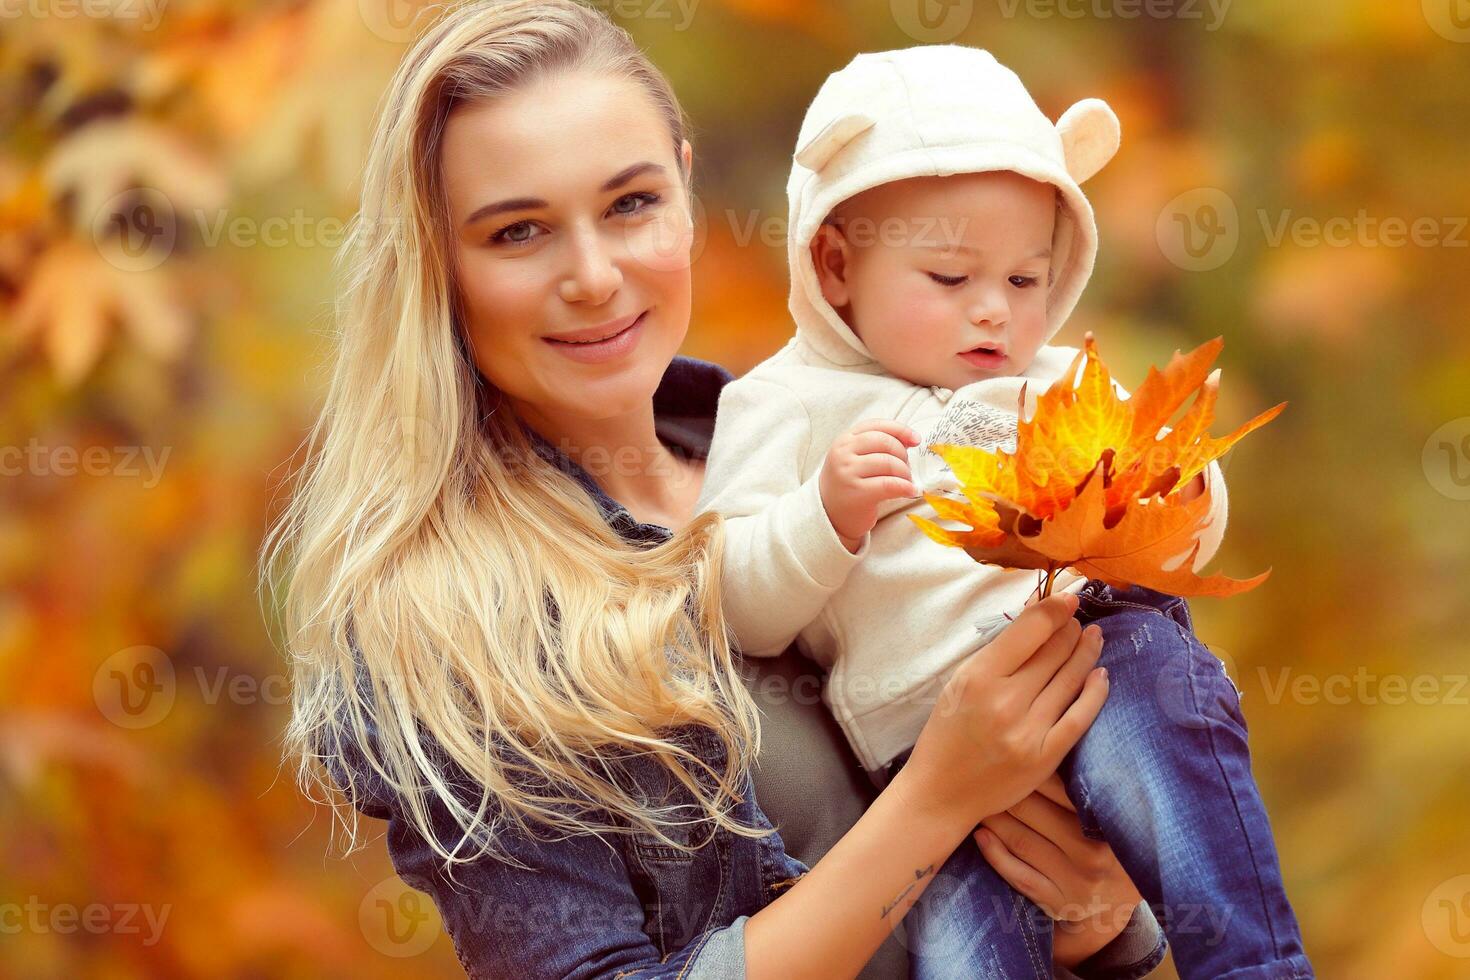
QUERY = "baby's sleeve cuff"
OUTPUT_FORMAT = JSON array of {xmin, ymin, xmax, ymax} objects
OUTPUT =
[{"xmin": 781, "ymin": 471, "xmax": 869, "ymax": 589}]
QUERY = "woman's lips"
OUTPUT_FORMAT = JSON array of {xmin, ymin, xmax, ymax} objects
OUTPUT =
[
  {"xmin": 958, "ymin": 346, "xmax": 1006, "ymax": 370},
  {"xmin": 543, "ymin": 311, "xmax": 647, "ymax": 363}
]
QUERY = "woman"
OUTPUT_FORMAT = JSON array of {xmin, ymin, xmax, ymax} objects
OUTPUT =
[{"xmin": 261, "ymin": 2, "xmax": 1164, "ymax": 977}]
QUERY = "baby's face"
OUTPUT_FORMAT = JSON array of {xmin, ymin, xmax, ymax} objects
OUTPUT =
[{"xmin": 811, "ymin": 171, "xmax": 1057, "ymax": 390}]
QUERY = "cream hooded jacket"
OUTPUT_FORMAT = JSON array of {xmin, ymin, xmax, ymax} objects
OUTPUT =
[{"xmin": 694, "ymin": 46, "xmax": 1229, "ymax": 774}]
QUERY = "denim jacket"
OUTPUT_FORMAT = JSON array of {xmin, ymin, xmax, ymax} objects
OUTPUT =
[{"xmin": 336, "ymin": 355, "xmax": 1166, "ymax": 979}]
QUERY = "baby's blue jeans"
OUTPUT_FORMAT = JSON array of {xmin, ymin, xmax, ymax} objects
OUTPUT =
[{"xmin": 887, "ymin": 580, "xmax": 1313, "ymax": 980}]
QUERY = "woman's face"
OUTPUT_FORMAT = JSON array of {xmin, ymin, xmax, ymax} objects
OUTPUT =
[{"xmin": 441, "ymin": 70, "xmax": 695, "ymax": 432}]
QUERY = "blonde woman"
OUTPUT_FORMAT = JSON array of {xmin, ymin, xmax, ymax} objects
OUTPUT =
[{"xmin": 262, "ymin": 2, "xmax": 1166, "ymax": 977}]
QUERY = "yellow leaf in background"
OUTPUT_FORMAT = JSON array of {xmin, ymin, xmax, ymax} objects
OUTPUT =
[
  {"xmin": 43, "ymin": 117, "xmax": 227, "ymax": 238},
  {"xmin": 910, "ymin": 333, "xmax": 1284, "ymax": 597},
  {"xmin": 10, "ymin": 239, "xmax": 191, "ymax": 385},
  {"xmin": 141, "ymin": 8, "xmax": 309, "ymax": 142}
]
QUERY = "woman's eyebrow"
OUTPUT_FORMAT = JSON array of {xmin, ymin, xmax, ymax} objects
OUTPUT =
[
  {"xmin": 463, "ymin": 196, "xmax": 546, "ymax": 228},
  {"xmin": 462, "ymin": 162, "xmax": 668, "ymax": 229},
  {"xmin": 601, "ymin": 161, "xmax": 665, "ymax": 191}
]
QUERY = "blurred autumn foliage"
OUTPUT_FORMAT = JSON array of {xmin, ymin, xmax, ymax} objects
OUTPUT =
[{"xmin": 2, "ymin": 1, "xmax": 1468, "ymax": 977}]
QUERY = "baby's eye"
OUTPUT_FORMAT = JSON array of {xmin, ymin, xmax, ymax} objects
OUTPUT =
[
  {"xmin": 608, "ymin": 191, "xmax": 661, "ymax": 217},
  {"xmin": 1009, "ymin": 275, "xmax": 1040, "ymax": 288},
  {"xmin": 490, "ymin": 220, "xmax": 544, "ymax": 246},
  {"xmin": 927, "ymin": 272, "xmax": 968, "ymax": 287}
]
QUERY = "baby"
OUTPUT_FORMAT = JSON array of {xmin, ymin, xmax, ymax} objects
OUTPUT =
[{"xmin": 695, "ymin": 46, "xmax": 1312, "ymax": 979}]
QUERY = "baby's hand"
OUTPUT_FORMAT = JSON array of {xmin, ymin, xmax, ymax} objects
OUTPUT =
[{"xmin": 818, "ymin": 418, "xmax": 921, "ymax": 553}]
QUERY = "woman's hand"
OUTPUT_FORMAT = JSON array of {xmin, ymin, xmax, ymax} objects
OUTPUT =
[
  {"xmin": 974, "ymin": 773, "xmax": 1145, "ymax": 968},
  {"xmin": 889, "ymin": 592, "xmax": 1109, "ymax": 830}
]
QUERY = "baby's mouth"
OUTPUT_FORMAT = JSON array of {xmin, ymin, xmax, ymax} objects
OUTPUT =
[{"xmin": 958, "ymin": 345, "xmax": 1008, "ymax": 367}]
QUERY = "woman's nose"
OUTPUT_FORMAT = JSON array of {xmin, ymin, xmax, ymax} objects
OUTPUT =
[{"xmin": 558, "ymin": 227, "xmax": 623, "ymax": 305}]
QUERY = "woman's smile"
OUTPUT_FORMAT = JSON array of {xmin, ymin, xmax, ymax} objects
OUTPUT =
[{"xmin": 542, "ymin": 308, "xmax": 648, "ymax": 362}]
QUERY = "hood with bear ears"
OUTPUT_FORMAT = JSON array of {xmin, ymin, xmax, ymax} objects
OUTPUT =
[{"xmin": 784, "ymin": 46, "xmax": 1121, "ymax": 368}]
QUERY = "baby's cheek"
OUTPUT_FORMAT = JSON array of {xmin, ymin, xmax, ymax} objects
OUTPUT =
[{"xmin": 883, "ymin": 292, "xmax": 957, "ymax": 347}]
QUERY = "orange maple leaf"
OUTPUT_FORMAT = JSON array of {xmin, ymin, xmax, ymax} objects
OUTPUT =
[{"xmin": 909, "ymin": 333, "xmax": 1285, "ymax": 598}]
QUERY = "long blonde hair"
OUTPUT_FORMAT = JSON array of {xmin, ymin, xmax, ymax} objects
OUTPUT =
[{"xmin": 260, "ymin": 0, "xmax": 764, "ymax": 872}]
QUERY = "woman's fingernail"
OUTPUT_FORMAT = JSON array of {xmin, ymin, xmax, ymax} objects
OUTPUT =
[{"xmin": 975, "ymin": 828, "xmax": 992, "ymax": 846}]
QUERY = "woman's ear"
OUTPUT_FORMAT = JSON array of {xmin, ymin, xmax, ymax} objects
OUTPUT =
[
  {"xmin": 810, "ymin": 224, "xmax": 852, "ymax": 310},
  {"xmin": 680, "ymin": 139, "xmax": 692, "ymax": 176}
]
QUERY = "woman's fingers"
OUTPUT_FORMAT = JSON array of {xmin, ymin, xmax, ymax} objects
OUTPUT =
[
  {"xmin": 1004, "ymin": 788, "xmax": 1089, "ymax": 864},
  {"xmin": 1039, "ymin": 664, "xmax": 1109, "ymax": 772},
  {"xmin": 1009, "ymin": 616, "xmax": 1083, "ymax": 701},
  {"xmin": 1034, "ymin": 772, "xmax": 1077, "ymax": 813},
  {"xmin": 1027, "ymin": 622, "xmax": 1103, "ymax": 725},
  {"xmin": 976, "ymin": 592, "xmax": 1081, "ymax": 677},
  {"xmin": 981, "ymin": 810, "xmax": 1070, "ymax": 878},
  {"xmin": 973, "ymin": 823, "xmax": 1065, "ymax": 917}
]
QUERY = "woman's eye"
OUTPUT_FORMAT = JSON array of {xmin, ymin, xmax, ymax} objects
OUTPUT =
[
  {"xmin": 490, "ymin": 220, "xmax": 542, "ymax": 246},
  {"xmin": 1009, "ymin": 275, "xmax": 1040, "ymax": 288},
  {"xmin": 927, "ymin": 272, "xmax": 968, "ymax": 287},
  {"xmin": 609, "ymin": 191, "xmax": 661, "ymax": 216}
]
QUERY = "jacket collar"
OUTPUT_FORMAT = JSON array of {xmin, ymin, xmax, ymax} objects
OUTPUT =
[{"xmin": 521, "ymin": 355, "xmax": 733, "ymax": 542}]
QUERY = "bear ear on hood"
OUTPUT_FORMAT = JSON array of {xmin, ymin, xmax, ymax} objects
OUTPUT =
[
  {"xmin": 795, "ymin": 112, "xmax": 876, "ymax": 173},
  {"xmin": 1056, "ymin": 98, "xmax": 1120, "ymax": 184}
]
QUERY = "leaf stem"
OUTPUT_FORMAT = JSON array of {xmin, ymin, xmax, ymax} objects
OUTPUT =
[{"xmin": 1041, "ymin": 561, "xmax": 1057, "ymax": 598}]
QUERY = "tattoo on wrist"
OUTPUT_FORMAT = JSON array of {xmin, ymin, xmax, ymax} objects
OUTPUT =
[{"xmin": 880, "ymin": 864, "xmax": 935, "ymax": 919}]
